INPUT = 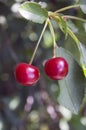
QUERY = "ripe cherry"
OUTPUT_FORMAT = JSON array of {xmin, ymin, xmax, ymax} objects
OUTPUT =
[
  {"xmin": 14, "ymin": 63, "xmax": 40, "ymax": 86},
  {"xmin": 44, "ymin": 57, "xmax": 68, "ymax": 80}
]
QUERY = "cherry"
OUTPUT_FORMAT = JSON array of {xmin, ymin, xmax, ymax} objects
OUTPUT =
[
  {"xmin": 14, "ymin": 63, "xmax": 40, "ymax": 86},
  {"xmin": 44, "ymin": 57, "xmax": 68, "ymax": 80}
]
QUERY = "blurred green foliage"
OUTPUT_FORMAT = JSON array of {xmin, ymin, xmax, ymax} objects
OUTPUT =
[{"xmin": 0, "ymin": 0, "xmax": 86, "ymax": 130}]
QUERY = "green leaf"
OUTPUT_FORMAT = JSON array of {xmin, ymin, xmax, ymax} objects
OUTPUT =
[
  {"xmin": 75, "ymin": 33, "xmax": 86, "ymax": 76},
  {"xmin": 67, "ymin": 28, "xmax": 86, "ymax": 77},
  {"xmin": 56, "ymin": 47, "xmax": 86, "ymax": 114},
  {"xmin": 79, "ymin": 0, "xmax": 86, "ymax": 14},
  {"xmin": 70, "ymin": 115, "xmax": 86, "ymax": 130},
  {"xmin": 76, "ymin": 32, "xmax": 86, "ymax": 45},
  {"xmin": 64, "ymin": 37, "xmax": 80, "ymax": 65},
  {"xmin": 19, "ymin": 2, "xmax": 48, "ymax": 24},
  {"xmin": 78, "ymin": 42, "xmax": 86, "ymax": 76}
]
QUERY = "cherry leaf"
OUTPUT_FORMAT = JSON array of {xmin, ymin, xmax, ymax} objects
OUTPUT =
[
  {"xmin": 78, "ymin": 42, "xmax": 86, "ymax": 77},
  {"xmin": 56, "ymin": 47, "xmax": 86, "ymax": 114},
  {"xmin": 67, "ymin": 28, "xmax": 86, "ymax": 77},
  {"xmin": 19, "ymin": 2, "xmax": 48, "ymax": 24}
]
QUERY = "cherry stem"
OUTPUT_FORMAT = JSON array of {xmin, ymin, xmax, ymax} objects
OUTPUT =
[
  {"xmin": 54, "ymin": 4, "xmax": 79, "ymax": 13},
  {"xmin": 67, "ymin": 27, "xmax": 79, "ymax": 44},
  {"xmin": 62, "ymin": 15, "xmax": 86, "ymax": 22},
  {"xmin": 48, "ymin": 19, "xmax": 57, "ymax": 57},
  {"xmin": 29, "ymin": 20, "xmax": 48, "ymax": 65}
]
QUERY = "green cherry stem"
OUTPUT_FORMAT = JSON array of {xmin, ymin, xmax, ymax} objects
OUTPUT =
[
  {"xmin": 48, "ymin": 19, "xmax": 57, "ymax": 57},
  {"xmin": 29, "ymin": 19, "xmax": 48, "ymax": 65},
  {"xmin": 67, "ymin": 27, "xmax": 79, "ymax": 44},
  {"xmin": 62, "ymin": 15, "xmax": 86, "ymax": 22},
  {"xmin": 54, "ymin": 4, "xmax": 80, "ymax": 13}
]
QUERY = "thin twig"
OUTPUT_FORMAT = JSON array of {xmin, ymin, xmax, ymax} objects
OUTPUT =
[
  {"xmin": 55, "ymin": 4, "xmax": 80, "ymax": 13},
  {"xmin": 62, "ymin": 15, "xmax": 86, "ymax": 22}
]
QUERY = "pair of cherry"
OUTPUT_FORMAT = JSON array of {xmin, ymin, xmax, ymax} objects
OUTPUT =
[{"xmin": 14, "ymin": 57, "xmax": 68, "ymax": 86}]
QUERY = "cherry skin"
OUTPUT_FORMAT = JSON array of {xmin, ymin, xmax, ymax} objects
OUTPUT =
[
  {"xmin": 14, "ymin": 63, "xmax": 40, "ymax": 86},
  {"xmin": 44, "ymin": 57, "xmax": 68, "ymax": 80}
]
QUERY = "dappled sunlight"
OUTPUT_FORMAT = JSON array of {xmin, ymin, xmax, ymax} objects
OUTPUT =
[
  {"xmin": 80, "ymin": 117, "xmax": 86, "ymax": 126},
  {"xmin": 59, "ymin": 119, "xmax": 69, "ymax": 130},
  {"xmin": 58, "ymin": 105, "xmax": 72, "ymax": 121},
  {"xmin": 11, "ymin": 3, "xmax": 20, "ymax": 13},
  {"xmin": 9, "ymin": 97, "xmax": 20, "ymax": 110},
  {"xmin": 47, "ymin": 105, "xmax": 57, "ymax": 119}
]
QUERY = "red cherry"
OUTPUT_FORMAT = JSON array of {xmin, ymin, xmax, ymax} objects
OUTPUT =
[
  {"xmin": 44, "ymin": 57, "xmax": 68, "ymax": 80},
  {"xmin": 14, "ymin": 63, "xmax": 40, "ymax": 86}
]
